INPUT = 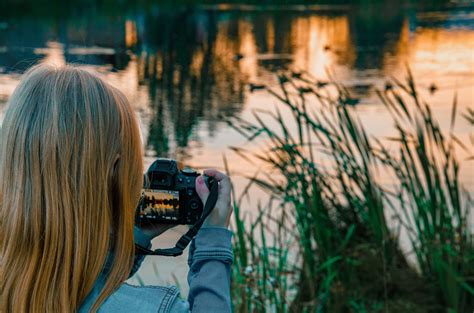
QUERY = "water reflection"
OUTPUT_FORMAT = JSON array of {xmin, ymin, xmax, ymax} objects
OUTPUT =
[
  {"xmin": 135, "ymin": 9, "xmax": 246, "ymax": 159},
  {"xmin": 0, "ymin": 5, "xmax": 473, "ymax": 171},
  {"xmin": 349, "ymin": 2, "xmax": 405, "ymax": 70}
]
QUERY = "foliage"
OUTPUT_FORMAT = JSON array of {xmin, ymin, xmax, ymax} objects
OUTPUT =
[{"xmin": 227, "ymin": 70, "xmax": 473, "ymax": 312}]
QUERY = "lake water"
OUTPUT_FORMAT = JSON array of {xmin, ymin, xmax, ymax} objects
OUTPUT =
[{"xmin": 1, "ymin": 2, "xmax": 473, "ymax": 295}]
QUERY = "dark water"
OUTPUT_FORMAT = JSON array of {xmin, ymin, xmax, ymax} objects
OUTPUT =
[{"xmin": 1, "ymin": 3, "xmax": 473, "ymax": 191}]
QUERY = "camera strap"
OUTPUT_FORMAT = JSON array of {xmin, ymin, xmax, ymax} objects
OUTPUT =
[{"xmin": 134, "ymin": 179, "xmax": 219, "ymax": 257}]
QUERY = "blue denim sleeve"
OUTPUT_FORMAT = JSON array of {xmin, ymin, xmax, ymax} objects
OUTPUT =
[
  {"xmin": 187, "ymin": 227, "xmax": 233, "ymax": 313},
  {"xmin": 132, "ymin": 226, "xmax": 233, "ymax": 312}
]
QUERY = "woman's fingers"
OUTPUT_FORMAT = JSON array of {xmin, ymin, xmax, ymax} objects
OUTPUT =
[
  {"xmin": 200, "ymin": 169, "xmax": 233, "ymax": 228},
  {"xmin": 195, "ymin": 175, "xmax": 210, "ymax": 204},
  {"xmin": 204, "ymin": 168, "xmax": 231, "ymax": 195},
  {"xmin": 203, "ymin": 168, "xmax": 229, "ymax": 182}
]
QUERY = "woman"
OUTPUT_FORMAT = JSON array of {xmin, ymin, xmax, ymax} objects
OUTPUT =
[{"xmin": 0, "ymin": 64, "xmax": 233, "ymax": 312}]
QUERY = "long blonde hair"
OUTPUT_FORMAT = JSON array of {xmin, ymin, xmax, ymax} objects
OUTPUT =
[{"xmin": 0, "ymin": 64, "xmax": 144, "ymax": 312}]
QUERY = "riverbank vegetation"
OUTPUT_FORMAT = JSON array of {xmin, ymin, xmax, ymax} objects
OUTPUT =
[{"xmin": 227, "ymin": 70, "xmax": 473, "ymax": 312}]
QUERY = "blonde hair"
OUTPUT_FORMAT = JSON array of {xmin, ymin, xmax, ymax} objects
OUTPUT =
[{"xmin": 0, "ymin": 64, "xmax": 144, "ymax": 312}]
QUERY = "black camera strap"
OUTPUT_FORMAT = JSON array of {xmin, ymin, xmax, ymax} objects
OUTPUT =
[{"xmin": 134, "ymin": 179, "xmax": 219, "ymax": 257}]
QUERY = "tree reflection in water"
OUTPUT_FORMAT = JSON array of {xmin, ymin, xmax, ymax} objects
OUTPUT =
[
  {"xmin": 136, "ymin": 9, "xmax": 246, "ymax": 159},
  {"xmin": 0, "ymin": 2, "xmax": 472, "ymax": 165}
]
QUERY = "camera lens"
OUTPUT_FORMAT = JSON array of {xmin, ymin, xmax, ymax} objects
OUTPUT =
[{"xmin": 189, "ymin": 199, "xmax": 199, "ymax": 210}]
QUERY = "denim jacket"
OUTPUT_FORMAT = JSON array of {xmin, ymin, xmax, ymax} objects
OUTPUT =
[{"xmin": 79, "ymin": 227, "xmax": 233, "ymax": 312}]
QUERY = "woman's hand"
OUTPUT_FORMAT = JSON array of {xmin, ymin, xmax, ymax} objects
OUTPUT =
[
  {"xmin": 138, "ymin": 223, "xmax": 176, "ymax": 241},
  {"xmin": 195, "ymin": 169, "xmax": 233, "ymax": 228}
]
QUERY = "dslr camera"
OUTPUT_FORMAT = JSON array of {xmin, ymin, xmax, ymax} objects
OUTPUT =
[{"xmin": 135, "ymin": 158, "xmax": 210, "ymax": 225}]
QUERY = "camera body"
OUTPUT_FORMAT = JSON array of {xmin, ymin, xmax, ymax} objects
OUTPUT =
[{"xmin": 135, "ymin": 158, "xmax": 207, "ymax": 225}]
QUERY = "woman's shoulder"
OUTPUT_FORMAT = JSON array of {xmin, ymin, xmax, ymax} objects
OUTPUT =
[
  {"xmin": 103, "ymin": 283, "xmax": 180, "ymax": 312},
  {"xmin": 81, "ymin": 283, "xmax": 190, "ymax": 313}
]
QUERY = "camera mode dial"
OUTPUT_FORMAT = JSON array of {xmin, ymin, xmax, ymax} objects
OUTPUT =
[{"xmin": 182, "ymin": 167, "xmax": 198, "ymax": 176}]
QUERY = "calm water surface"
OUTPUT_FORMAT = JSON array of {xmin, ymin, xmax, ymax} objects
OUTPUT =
[{"xmin": 1, "ymin": 3, "xmax": 473, "ymax": 291}]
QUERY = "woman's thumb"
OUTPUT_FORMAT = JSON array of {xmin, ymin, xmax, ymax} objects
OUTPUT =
[{"xmin": 195, "ymin": 175, "xmax": 209, "ymax": 204}]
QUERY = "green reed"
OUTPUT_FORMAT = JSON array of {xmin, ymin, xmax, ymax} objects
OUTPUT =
[
  {"xmin": 373, "ymin": 70, "xmax": 474, "ymax": 312},
  {"xmin": 227, "ymin": 70, "xmax": 473, "ymax": 312}
]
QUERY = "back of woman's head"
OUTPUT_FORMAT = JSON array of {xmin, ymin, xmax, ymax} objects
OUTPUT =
[{"xmin": 0, "ymin": 64, "xmax": 144, "ymax": 312}]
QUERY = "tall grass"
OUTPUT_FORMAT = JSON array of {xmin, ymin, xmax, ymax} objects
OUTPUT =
[
  {"xmin": 373, "ymin": 71, "xmax": 474, "ymax": 312},
  {"xmin": 227, "ymin": 70, "xmax": 473, "ymax": 312}
]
